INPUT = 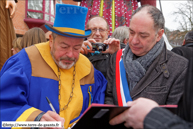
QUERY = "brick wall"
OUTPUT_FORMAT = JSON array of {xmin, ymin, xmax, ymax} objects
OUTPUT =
[
  {"xmin": 12, "ymin": 0, "xmax": 79, "ymax": 38},
  {"xmin": 12, "ymin": 1, "xmax": 29, "ymax": 36},
  {"xmin": 62, "ymin": 0, "xmax": 79, "ymax": 5}
]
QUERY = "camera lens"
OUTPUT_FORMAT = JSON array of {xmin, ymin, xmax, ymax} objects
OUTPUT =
[{"xmin": 98, "ymin": 45, "xmax": 103, "ymax": 51}]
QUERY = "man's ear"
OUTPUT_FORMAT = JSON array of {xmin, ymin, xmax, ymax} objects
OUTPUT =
[
  {"xmin": 124, "ymin": 38, "xmax": 129, "ymax": 45},
  {"xmin": 156, "ymin": 29, "xmax": 164, "ymax": 42},
  {"xmin": 182, "ymin": 39, "xmax": 186, "ymax": 45},
  {"xmin": 49, "ymin": 34, "xmax": 53, "ymax": 47},
  {"xmin": 107, "ymin": 29, "xmax": 110, "ymax": 37}
]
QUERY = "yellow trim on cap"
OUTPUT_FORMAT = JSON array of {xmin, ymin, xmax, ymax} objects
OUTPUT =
[{"xmin": 53, "ymin": 27, "xmax": 85, "ymax": 35}]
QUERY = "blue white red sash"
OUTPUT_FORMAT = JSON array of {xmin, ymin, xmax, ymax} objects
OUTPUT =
[{"xmin": 116, "ymin": 49, "xmax": 132, "ymax": 106}]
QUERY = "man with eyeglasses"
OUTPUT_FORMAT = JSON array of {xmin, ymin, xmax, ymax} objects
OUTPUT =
[{"xmin": 81, "ymin": 16, "xmax": 121, "ymax": 78}]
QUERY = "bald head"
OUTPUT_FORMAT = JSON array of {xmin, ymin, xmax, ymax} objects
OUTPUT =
[
  {"xmin": 131, "ymin": 5, "xmax": 165, "ymax": 32},
  {"xmin": 86, "ymin": 16, "xmax": 109, "ymax": 30}
]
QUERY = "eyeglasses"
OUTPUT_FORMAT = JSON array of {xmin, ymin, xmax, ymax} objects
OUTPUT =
[{"xmin": 90, "ymin": 28, "xmax": 107, "ymax": 33}]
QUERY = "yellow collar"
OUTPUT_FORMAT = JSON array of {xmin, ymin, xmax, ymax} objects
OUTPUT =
[{"xmin": 35, "ymin": 42, "xmax": 91, "ymax": 80}]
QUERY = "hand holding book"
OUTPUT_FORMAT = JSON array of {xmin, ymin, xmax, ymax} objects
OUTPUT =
[{"xmin": 72, "ymin": 98, "xmax": 177, "ymax": 129}]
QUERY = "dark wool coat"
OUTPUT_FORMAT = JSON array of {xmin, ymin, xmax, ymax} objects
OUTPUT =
[
  {"xmin": 171, "ymin": 42, "xmax": 193, "ymax": 62},
  {"xmin": 105, "ymin": 44, "xmax": 188, "ymax": 105}
]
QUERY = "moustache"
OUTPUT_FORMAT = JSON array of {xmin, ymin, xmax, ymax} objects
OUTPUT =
[{"xmin": 60, "ymin": 57, "xmax": 75, "ymax": 61}]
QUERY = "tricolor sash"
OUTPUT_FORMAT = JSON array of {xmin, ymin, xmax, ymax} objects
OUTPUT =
[{"xmin": 116, "ymin": 49, "xmax": 132, "ymax": 106}]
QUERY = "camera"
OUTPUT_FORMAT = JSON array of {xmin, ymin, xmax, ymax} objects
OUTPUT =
[{"xmin": 91, "ymin": 43, "xmax": 107, "ymax": 51}]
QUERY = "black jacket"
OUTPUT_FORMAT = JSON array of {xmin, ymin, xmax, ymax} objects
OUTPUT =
[
  {"xmin": 86, "ymin": 53, "xmax": 110, "ymax": 78},
  {"xmin": 105, "ymin": 44, "xmax": 188, "ymax": 105},
  {"xmin": 86, "ymin": 43, "xmax": 126, "ymax": 78},
  {"xmin": 171, "ymin": 42, "xmax": 193, "ymax": 61},
  {"xmin": 144, "ymin": 107, "xmax": 193, "ymax": 129}
]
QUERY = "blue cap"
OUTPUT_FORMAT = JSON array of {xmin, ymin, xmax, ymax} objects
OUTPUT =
[{"xmin": 45, "ymin": 4, "xmax": 91, "ymax": 38}]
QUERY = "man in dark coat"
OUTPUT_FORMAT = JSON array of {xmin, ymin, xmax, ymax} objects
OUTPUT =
[
  {"xmin": 111, "ymin": 26, "xmax": 129, "ymax": 47},
  {"xmin": 172, "ymin": 31, "xmax": 193, "ymax": 61},
  {"xmin": 105, "ymin": 5, "xmax": 188, "ymax": 105},
  {"xmin": 109, "ymin": 40, "xmax": 193, "ymax": 129}
]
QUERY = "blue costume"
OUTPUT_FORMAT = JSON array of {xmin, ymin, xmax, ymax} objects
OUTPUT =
[{"xmin": 0, "ymin": 42, "xmax": 107, "ymax": 128}]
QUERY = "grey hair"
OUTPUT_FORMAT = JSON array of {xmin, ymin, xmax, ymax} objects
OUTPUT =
[
  {"xmin": 184, "ymin": 31, "xmax": 193, "ymax": 42},
  {"xmin": 131, "ymin": 5, "xmax": 165, "ymax": 32},
  {"xmin": 52, "ymin": 32, "xmax": 58, "ymax": 40},
  {"xmin": 111, "ymin": 26, "xmax": 129, "ymax": 43}
]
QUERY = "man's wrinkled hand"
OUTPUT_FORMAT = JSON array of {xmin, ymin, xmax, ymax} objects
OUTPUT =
[{"xmin": 40, "ymin": 111, "xmax": 65, "ymax": 129}]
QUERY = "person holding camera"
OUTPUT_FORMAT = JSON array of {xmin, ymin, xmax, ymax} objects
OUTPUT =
[{"xmin": 81, "ymin": 16, "xmax": 121, "ymax": 78}]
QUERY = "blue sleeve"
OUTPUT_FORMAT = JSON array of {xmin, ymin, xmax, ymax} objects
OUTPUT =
[
  {"xmin": 0, "ymin": 51, "xmax": 41, "ymax": 126},
  {"xmin": 92, "ymin": 68, "xmax": 107, "ymax": 104}
]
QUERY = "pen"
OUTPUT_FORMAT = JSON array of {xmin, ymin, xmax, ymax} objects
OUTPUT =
[
  {"xmin": 46, "ymin": 96, "xmax": 56, "ymax": 113},
  {"xmin": 46, "ymin": 97, "xmax": 65, "ymax": 129}
]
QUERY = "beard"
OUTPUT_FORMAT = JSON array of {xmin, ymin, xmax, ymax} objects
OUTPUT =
[
  {"xmin": 58, "ymin": 61, "xmax": 75, "ymax": 69},
  {"xmin": 58, "ymin": 56, "xmax": 76, "ymax": 69},
  {"xmin": 51, "ymin": 51, "xmax": 76, "ymax": 70}
]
